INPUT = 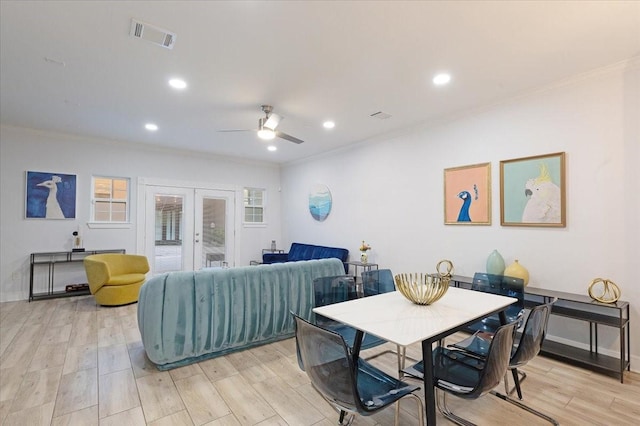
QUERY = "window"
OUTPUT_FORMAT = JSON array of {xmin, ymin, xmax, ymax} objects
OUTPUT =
[
  {"xmin": 91, "ymin": 176, "xmax": 130, "ymax": 222},
  {"xmin": 243, "ymin": 188, "xmax": 265, "ymax": 223}
]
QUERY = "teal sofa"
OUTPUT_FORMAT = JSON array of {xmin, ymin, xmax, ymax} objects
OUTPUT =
[{"xmin": 137, "ymin": 258, "xmax": 345, "ymax": 370}]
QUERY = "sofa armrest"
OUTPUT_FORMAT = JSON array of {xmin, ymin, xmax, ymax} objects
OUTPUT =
[
  {"xmin": 262, "ymin": 252, "xmax": 289, "ymax": 264},
  {"xmin": 83, "ymin": 258, "xmax": 110, "ymax": 294}
]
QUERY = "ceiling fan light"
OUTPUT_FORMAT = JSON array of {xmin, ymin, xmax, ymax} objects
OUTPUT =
[{"xmin": 257, "ymin": 128, "xmax": 276, "ymax": 140}]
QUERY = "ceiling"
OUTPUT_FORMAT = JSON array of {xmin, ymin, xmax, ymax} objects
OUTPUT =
[{"xmin": 1, "ymin": 1, "xmax": 639, "ymax": 164}]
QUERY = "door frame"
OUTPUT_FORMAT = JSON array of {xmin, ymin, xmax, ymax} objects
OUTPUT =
[{"xmin": 136, "ymin": 177, "xmax": 241, "ymax": 273}]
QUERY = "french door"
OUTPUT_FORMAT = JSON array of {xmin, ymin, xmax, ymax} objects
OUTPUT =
[{"xmin": 143, "ymin": 185, "xmax": 235, "ymax": 275}]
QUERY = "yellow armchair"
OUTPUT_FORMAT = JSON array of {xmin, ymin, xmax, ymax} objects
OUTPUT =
[{"xmin": 83, "ymin": 253, "xmax": 150, "ymax": 306}]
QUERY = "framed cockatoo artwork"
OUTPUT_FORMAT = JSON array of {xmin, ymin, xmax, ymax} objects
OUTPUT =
[
  {"xmin": 500, "ymin": 152, "xmax": 566, "ymax": 227},
  {"xmin": 444, "ymin": 162, "xmax": 491, "ymax": 225},
  {"xmin": 25, "ymin": 171, "xmax": 77, "ymax": 219}
]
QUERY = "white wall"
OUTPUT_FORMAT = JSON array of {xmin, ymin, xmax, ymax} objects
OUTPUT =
[
  {"xmin": 0, "ymin": 126, "xmax": 282, "ymax": 301},
  {"xmin": 281, "ymin": 60, "xmax": 640, "ymax": 365}
]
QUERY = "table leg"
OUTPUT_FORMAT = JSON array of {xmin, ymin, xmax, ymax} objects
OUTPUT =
[
  {"xmin": 422, "ymin": 339, "xmax": 436, "ymax": 425},
  {"xmin": 352, "ymin": 330, "xmax": 364, "ymax": 361}
]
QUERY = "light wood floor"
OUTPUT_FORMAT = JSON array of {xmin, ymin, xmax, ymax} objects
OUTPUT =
[{"xmin": 1, "ymin": 296, "xmax": 638, "ymax": 425}]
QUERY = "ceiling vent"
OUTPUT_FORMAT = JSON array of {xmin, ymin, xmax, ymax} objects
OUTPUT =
[
  {"xmin": 370, "ymin": 111, "xmax": 392, "ymax": 120},
  {"xmin": 129, "ymin": 19, "xmax": 176, "ymax": 49}
]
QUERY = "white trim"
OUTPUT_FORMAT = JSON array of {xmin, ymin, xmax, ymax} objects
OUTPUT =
[{"xmin": 87, "ymin": 222, "xmax": 132, "ymax": 229}]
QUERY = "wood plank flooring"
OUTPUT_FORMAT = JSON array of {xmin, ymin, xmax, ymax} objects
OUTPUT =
[{"xmin": 1, "ymin": 296, "xmax": 638, "ymax": 425}]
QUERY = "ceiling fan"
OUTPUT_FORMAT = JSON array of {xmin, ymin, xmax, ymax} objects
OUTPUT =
[{"xmin": 218, "ymin": 105, "xmax": 304, "ymax": 144}]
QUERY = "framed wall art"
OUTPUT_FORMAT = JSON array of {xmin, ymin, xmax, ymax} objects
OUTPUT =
[
  {"xmin": 444, "ymin": 162, "xmax": 491, "ymax": 225},
  {"xmin": 25, "ymin": 171, "xmax": 77, "ymax": 219},
  {"xmin": 308, "ymin": 183, "xmax": 332, "ymax": 222},
  {"xmin": 500, "ymin": 152, "xmax": 566, "ymax": 227}
]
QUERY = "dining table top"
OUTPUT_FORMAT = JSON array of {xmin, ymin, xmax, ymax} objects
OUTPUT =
[{"xmin": 312, "ymin": 286, "xmax": 517, "ymax": 347}]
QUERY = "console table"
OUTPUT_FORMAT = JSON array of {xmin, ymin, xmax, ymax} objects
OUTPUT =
[
  {"xmin": 29, "ymin": 249, "xmax": 126, "ymax": 301},
  {"xmin": 450, "ymin": 276, "xmax": 630, "ymax": 382}
]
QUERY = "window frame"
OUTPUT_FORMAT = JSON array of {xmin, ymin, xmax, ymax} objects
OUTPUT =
[
  {"xmin": 243, "ymin": 187, "xmax": 266, "ymax": 226},
  {"xmin": 89, "ymin": 176, "xmax": 131, "ymax": 225}
]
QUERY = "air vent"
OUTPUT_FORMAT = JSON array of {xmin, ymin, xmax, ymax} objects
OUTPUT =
[
  {"xmin": 129, "ymin": 19, "xmax": 176, "ymax": 49},
  {"xmin": 370, "ymin": 111, "xmax": 392, "ymax": 120}
]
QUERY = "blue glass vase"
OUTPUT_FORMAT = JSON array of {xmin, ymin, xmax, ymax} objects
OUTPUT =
[{"xmin": 486, "ymin": 250, "xmax": 505, "ymax": 275}]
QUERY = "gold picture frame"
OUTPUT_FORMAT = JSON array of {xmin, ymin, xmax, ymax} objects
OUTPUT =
[
  {"xmin": 500, "ymin": 152, "xmax": 566, "ymax": 227},
  {"xmin": 444, "ymin": 162, "xmax": 491, "ymax": 225}
]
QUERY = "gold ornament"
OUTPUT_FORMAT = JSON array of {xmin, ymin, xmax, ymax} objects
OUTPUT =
[
  {"xmin": 436, "ymin": 259, "xmax": 454, "ymax": 278},
  {"xmin": 588, "ymin": 278, "xmax": 621, "ymax": 303}
]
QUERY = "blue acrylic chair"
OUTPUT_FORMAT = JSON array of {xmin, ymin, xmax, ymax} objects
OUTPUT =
[
  {"xmin": 402, "ymin": 321, "xmax": 519, "ymax": 426},
  {"xmin": 313, "ymin": 275, "xmax": 386, "ymax": 350},
  {"xmin": 293, "ymin": 313, "xmax": 424, "ymax": 426},
  {"xmin": 464, "ymin": 272, "xmax": 526, "ymax": 333},
  {"xmin": 446, "ymin": 300, "xmax": 558, "ymax": 424}
]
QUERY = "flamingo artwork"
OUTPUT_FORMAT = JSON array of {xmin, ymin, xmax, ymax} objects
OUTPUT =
[{"xmin": 37, "ymin": 175, "xmax": 65, "ymax": 219}]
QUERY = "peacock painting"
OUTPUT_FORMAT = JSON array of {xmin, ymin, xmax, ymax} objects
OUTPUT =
[
  {"xmin": 444, "ymin": 163, "xmax": 491, "ymax": 225},
  {"xmin": 25, "ymin": 171, "xmax": 77, "ymax": 219}
]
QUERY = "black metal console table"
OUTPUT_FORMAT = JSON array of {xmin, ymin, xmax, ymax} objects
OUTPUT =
[
  {"xmin": 450, "ymin": 275, "xmax": 630, "ymax": 383},
  {"xmin": 29, "ymin": 249, "xmax": 125, "ymax": 301}
]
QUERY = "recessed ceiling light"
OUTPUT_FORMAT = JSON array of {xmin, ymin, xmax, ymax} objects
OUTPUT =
[
  {"xmin": 433, "ymin": 73, "xmax": 451, "ymax": 86},
  {"xmin": 267, "ymin": 145, "xmax": 277, "ymax": 151},
  {"xmin": 323, "ymin": 121, "xmax": 335, "ymax": 129},
  {"xmin": 168, "ymin": 78, "xmax": 187, "ymax": 89},
  {"xmin": 145, "ymin": 123, "xmax": 158, "ymax": 131}
]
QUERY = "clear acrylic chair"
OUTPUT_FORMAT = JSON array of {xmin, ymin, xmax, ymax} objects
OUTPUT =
[{"xmin": 293, "ymin": 313, "xmax": 425, "ymax": 426}]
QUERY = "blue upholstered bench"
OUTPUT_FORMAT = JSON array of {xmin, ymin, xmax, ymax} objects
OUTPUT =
[{"xmin": 262, "ymin": 242, "xmax": 349, "ymax": 273}]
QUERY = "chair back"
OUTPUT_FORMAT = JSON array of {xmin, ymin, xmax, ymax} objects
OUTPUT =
[
  {"xmin": 314, "ymin": 275, "xmax": 358, "ymax": 306},
  {"xmin": 470, "ymin": 272, "xmax": 525, "ymax": 330},
  {"xmin": 361, "ymin": 269, "xmax": 395, "ymax": 296},
  {"xmin": 478, "ymin": 321, "xmax": 518, "ymax": 395},
  {"xmin": 293, "ymin": 314, "xmax": 361, "ymax": 412},
  {"xmin": 510, "ymin": 300, "xmax": 555, "ymax": 367}
]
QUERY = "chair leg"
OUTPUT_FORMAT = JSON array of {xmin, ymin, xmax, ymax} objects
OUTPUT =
[
  {"xmin": 511, "ymin": 368, "xmax": 523, "ymax": 399},
  {"xmin": 337, "ymin": 410, "xmax": 355, "ymax": 425},
  {"xmin": 394, "ymin": 394, "xmax": 425, "ymax": 426},
  {"xmin": 490, "ymin": 390, "xmax": 559, "ymax": 425},
  {"xmin": 504, "ymin": 368, "xmax": 527, "ymax": 398},
  {"xmin": 435, "ymin": 389, "xmax": 477, "ymax": 426}
]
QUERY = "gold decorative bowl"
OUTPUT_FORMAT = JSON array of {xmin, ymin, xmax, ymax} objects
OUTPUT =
[{"xmin": 394, "ymin": 273, "xmax": 450, "ymax": 305}]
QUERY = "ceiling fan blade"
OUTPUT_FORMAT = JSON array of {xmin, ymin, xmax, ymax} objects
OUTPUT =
[{"xmin": 276, "ymin": 131, "xmax": 304, "ymax": 144}]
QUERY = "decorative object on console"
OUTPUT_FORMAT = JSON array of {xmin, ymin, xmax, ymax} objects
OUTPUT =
[
  {"xmin": 486, "ymin": 249, "xmax": 505, "ymax": 275},
  {"xmin": 394, "ymin": 272, "xmax": 450, "ymax": 305},
  {"xmin": 504, "ymin": 259, "xmax": 529, "ymax": 286},
  {"xmin": 588, "ymin": 278, "xmax": 621, "ymax": 303},
  {"xmin": 359, "ymin": 240, "xmax": 371, "ymax": 264},
  {"xmin": 436, "ymin": 259, "xmax": 454, "ymax": 277},
  {"xmin": 72, "ymin": 231, "xmax": 84, "ymax": 252},
  {"xmin": 500, "ymin": 152, "xmax": 566, "ymax": 227},
  {"xmin": 25, "ymin": 170, "xmax": 77, "ymax": 219},
  {"xmin": 444, "ymin": 162, "xmax": 491, "ymax": 225}
]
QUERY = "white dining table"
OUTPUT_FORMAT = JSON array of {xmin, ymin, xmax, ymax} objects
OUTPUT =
[{"xmin": 313, "ymin": 286, "xmax": 517, "ymax": 425}]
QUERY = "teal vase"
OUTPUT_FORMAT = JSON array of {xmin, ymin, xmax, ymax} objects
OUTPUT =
[{"xmin": 486, "ymin": 250, "xmax": 505, "ymax": 275}]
